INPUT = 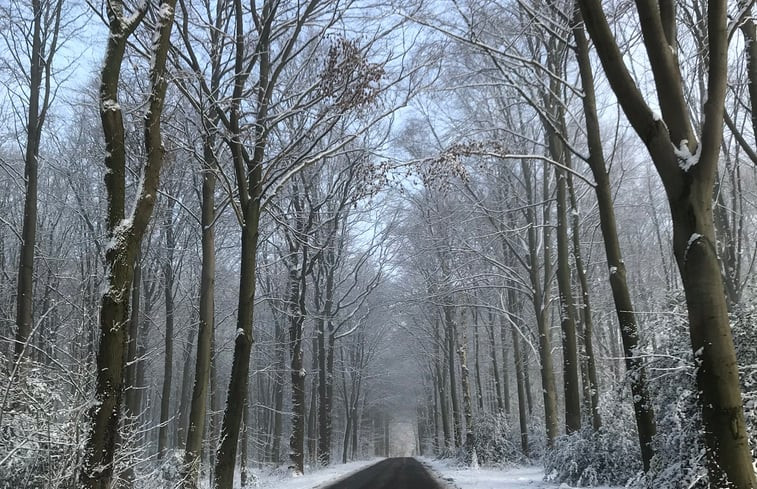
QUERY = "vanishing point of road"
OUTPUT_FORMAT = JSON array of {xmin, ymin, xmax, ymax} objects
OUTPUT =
[{"xmin": 322, "ymin": 457, "xmax": 448, "ymax": 489}]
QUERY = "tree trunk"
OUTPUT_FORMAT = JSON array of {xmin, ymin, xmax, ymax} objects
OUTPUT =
[
  {"xmin": 472, "ymin": 311, "xmax": 485, "ymax": 412},
  {"xmin": 549, "ymin": 136, "xmax": 582, "ymax": 435},
  {"xmin": 80, "ymin": 2, "xmax": 175, "ymax": 485},
  {"xmin": 288, "ymin": 261, "xmax": 307, "ymax": 475},
  {"xmin": 308, "ymin": 335, "xmax": 318, "ymax": 463},
  {"xmin": 240, "ymin": 395, "xmax": 250, "ymax": 487},
  {"xmin": 443, "ymin": 305, "xmax": 463, "ymax": 447},
  {"xmin": 317, "ymin": 264, "xmax": 336, "ymax": 465},
  {"xmin": 182, "ymin": 131, "xmax": 217, "ymax": 488},
  {"xmin": 572, "ymin": 6, "xmax": 657, "ymax": 468},
  {"xmin": 270, "ymin": 320, "xmax": 285, "ymax": 464},
  {"xmin": 122, "ymin": 252, "xmax": 142, "ymax": 488},
  {"xmin": 457, "ymin": 311, "xmax": 476, "ymax": 465},
  {"xmin": 487, "ymin": 315, "xmax": 505, "ymax": 413},
  {"xmin": 521, "ymin": 160, "xmax": 559, "ymax": 447},
  {"xmin": 214, "ymin": 204, "xmax": 258, "ymax": 488},
  {"xmin": 508, "ymin": 288, "xmax": 529, "ymax": 456},
  {"xmin": 436, "ymin": 317, "xmax": 451, "ymax": 449},
  {"xmin": 738, "ymin": 0, "xmax": 757, "ymax": 145},
  {"xmin": 158, "ymin": 208, "xmax": 176, "ymax": 459},
  {"xmin": 176, "ymin": 317, "xmax": 196, "ymax": 449},
  {"xmin": 13, "ymin": 0, "xmax": 54, "ymax": 369},
  {"xmin": 566, "ymin": 168, "xmax": 602, "ymax": 431}
]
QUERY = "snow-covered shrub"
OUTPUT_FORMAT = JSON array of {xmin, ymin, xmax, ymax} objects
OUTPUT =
[
  {"xmin": 0, "ymin": 358, "xmax": 83, "ymax": 489},
  {"xmin": 159, "ymin": 449, "xmax": 185, "ymax": 483},
  {"xmin": 732, "ymin": 300, "xmax": 757, "ymax": 461},
  {"xmin": 469, "ymin": 412, "xmax": 528, "ymax": 466},
  {"xmin": 544, "ymin": 405, "xmax": 642, "ymax": 487},
  {"xmin": 635, "ymin": 294, "xmax": 708, "ymax": 488}
]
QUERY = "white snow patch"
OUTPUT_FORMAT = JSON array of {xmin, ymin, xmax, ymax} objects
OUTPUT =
[
  {"xmin": 609, "ymin": 266, "xmax": 618, "ymax": 275},
  {"xmin": 422, "ymin": 457, "xmax": 623, "ymax": 489},
  {"xmin": 673, "ymin": 139, "xmax": 701, "ymax": 172},
  {"xmin": 233, "ymin": 458, "xmax": 383, "ymax": 489},
  {"xmin": 102, "ymin": 99, "xmax": 120, "ymax": 112},
  {"xmin": 105, "ymin": 218, "xmax": 132, "ymax": 253},
  {"xmin": 685, "ymin": 233, "xmax": 703, "ymax": 259}
]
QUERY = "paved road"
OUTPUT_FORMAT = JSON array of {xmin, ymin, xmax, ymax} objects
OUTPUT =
[{"xmin": 322, "ymin": 458, "xmax": 447, "ymax": 489}]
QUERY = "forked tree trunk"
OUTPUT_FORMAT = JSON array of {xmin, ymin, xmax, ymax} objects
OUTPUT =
[
  {"xmin": 80, "ymin": 1, "xmax": 176, "ymax": 485},
  {"xmin": 578, "ymin": 0, "xmax": 755, "ymax": 484}
]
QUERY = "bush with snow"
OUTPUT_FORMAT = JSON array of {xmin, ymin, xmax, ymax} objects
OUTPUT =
[
  {"xmin": 469, "ymin": 412, "xmax": 528, "ymax": 466},
  {"xmin": 632, "ymin": 293, "xmax": 707, "ymax": 489},
  {"xmin": 544, "ymin": 408, "xmax": 642, "ymax": 487},
  {"xmin": 0, "ymin": 358, "xmax": 83, "ymax": 489}
]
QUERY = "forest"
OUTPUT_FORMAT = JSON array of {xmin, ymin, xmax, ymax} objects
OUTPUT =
[{"xmin": 1, "ymin": 0, "xmax": 756, "ymax": 488}]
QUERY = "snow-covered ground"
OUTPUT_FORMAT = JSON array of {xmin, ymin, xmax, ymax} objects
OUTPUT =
[
  {"xmin": 249, "ymin": 458, "xmax": 383, "ymax": 489},
  {"xmin": 421, "ymin": 457, "xmax": 623, "ymax": 489},
  {"xmin": 234, "ymin": 457, "xmax": 624, "ymax": 489}
]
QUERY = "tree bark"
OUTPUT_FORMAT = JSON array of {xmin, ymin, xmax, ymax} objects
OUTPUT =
[
  {"xmin": 507, "ymin": 288, "xmax": 529, "ymax": 456},
  {"xmin": 486, "ymin": 314, "xmax": 505, "ymax": 413},
  {"xmin": 521, "ymin": 160, "xmax": 559, "ymax": 447},
  {"xmin": 182, "ymin": 130, "xmax": 217, "ymax": 488},
  {"xmin": 80, "ymin": 1, "xmax": 174, "ymax": 485},
  {"xmin": 548, "ymin": 120, "xmax": 581, "ymax": 436},
  {"xmin": 457, "ymin": 311, "xmax": 476, "ymax": 464},
  {"xmin": 566, "ymin": 163, "xmax": 602, "ymax": 431},
  {"xmin": 158, "ymin": 207, "xmax": 176, "ymax": 459}
]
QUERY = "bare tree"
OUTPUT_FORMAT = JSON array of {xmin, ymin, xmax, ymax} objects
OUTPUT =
[
  {"xmin": 0, "ymin": 0, "xmax": 65, "ymax": 369},
  {"xmin": 578, "ymin": 0, "xmax": 756, "ymax": 485},
  {"xmin": 79, "ymin": 0, "xmax": 178, "ymax": 486}
]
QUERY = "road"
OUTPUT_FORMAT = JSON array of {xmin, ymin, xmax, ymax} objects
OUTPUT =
[{"xmin": 322, "ymin": 457, "xmax": 448, "ymax": 489}]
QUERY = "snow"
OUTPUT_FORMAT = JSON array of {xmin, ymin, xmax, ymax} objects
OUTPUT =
[
  {"xmin": 685, "ymin": 233, "xmax": 702, "ymax": 259},
  {"xmin": 102, "ymin": 99, "xmax": 120, "ymax": 111},
  {"xmin": 421, "ymin": 458, "xmax": 623, "ymax": 489},
  {"xmin": 226, "ymin": 459, "xmax": 383, "ymax": 489},
  {"xmin": 105, "ymin": 218, "xmax": 132, "ymax": 253},
  {"xmin": 673, "ymin": 139, "xmax": 701, "ymax": 172}
]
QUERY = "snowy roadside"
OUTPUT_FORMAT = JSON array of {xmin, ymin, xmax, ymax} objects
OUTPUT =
[
  {"xmin": 249, "ymin": 458, "xmax": 384, "ymax": 489},
  {"xmin": 420, "ymin": 457, "xmax": 623, "ymax": 489}
]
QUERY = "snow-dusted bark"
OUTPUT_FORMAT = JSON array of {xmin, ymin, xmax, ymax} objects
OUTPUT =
[{"xmin": 79, "ymin": 1, "xmax": 177, "ymax": 487}]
